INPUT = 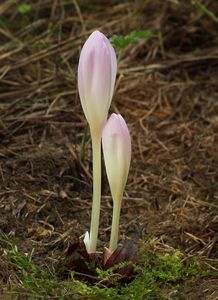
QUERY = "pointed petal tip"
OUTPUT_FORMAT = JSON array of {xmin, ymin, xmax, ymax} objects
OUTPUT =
[
  {"xmin": 103, "ymin": 247, "xmax": 113, "ymax": 265},
  {"xmin": 83, "ymin": 231, "xmax": 90, "ymax": 251}
]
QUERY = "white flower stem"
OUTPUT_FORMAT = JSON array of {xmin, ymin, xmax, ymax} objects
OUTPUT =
[
  {"xmin": 88, "ymin": 129, "xmax": 102, "ymax": 253},
  {"xmin": 109, "ymin": 197, "xmax": 122, "ymax": 253}
]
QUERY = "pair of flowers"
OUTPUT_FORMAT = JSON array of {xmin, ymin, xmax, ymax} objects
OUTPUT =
[{"xmin": 78, "ymin": 31, "xmax": 131, "ymax": 258}]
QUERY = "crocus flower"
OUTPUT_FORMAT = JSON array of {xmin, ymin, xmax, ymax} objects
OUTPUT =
[
  {"xmin": 78, "ymin": 31, "xmax": 117, "ymax": 255},
  {"xmin": 102, "ymin": 113, "xmax": 131, "ymax": 253},
  {"xmin": 78, "ymin": 30, "xmax": 117, "ymax": 134}
]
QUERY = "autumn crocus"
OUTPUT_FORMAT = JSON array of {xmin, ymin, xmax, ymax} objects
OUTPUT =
[
  {"xmin": 102, "ymin": 113, "xmax": 131, "ymax": 253},
  {"xmin": 78, "ymin": 31, "xmax": 117, "ymax": 254}
]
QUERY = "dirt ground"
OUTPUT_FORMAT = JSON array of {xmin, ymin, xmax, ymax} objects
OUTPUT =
[{"xmin": 0, "ymin": 0, "xmax": 218, "ymax": 299}]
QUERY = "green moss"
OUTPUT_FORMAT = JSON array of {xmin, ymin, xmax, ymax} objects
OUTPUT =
[{"xmin": 2, "ymin": 241, "xmax": 202, "ymax": 300}]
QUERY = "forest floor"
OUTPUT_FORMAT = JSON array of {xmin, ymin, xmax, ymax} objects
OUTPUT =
[{"xmin": 0, "ymin": 0, "xmax": 217, "ymax": 299}]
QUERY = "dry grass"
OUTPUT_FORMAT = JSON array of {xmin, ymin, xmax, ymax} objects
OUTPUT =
[{"xmin": 0, "ymin": 0, "xmax": 218, "ymax": 298}]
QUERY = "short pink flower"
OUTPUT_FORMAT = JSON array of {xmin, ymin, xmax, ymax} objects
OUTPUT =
[{"xmin": 102, "ymin": 113, "xmax": 131, "ymax": 201}]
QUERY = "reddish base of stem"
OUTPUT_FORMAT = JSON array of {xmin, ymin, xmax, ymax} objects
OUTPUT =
[{"xmin": 63, "ymin": 238, "xmax": 138, "ymax": 286}]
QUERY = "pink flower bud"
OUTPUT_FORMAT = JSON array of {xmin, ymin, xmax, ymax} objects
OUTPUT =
[
  {"xmin": 78, "ymin": 31, "xmax": 117, "ymax": 132},
  {"xmin": 102, "ymin": 113, "xmax": 131, "ymax": 201}
]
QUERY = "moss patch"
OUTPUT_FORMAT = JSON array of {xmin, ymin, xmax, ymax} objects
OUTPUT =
[{"xmin": 1, "ymin": 239, "xmax": 204, "ymax": 300}]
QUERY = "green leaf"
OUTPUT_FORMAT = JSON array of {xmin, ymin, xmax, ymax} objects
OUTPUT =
[
  {"xmin": 110, "ymin": 30, "xmax": 152, "ymax": 49},
  {"xmin": 18, "ymin": 3, "xmax": 31, "ymax": 14}
]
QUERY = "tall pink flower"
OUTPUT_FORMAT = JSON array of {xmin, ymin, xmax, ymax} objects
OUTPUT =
[{"xmin": 78, "ymin": 31, "xmax": 117, "ymax": 255}]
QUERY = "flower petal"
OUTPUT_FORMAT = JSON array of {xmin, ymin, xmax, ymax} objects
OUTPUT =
[
  {"xmin": 78, "ymin": 31, "xmax": 117, "ymax": 131},
  {"xmin": 102, "ymin": 113, "xmax": 131, "ymax": 201}
]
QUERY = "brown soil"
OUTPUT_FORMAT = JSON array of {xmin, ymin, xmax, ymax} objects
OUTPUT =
[{"xmin": 0, "ymin": 0, "xmax": 218, "ymax": 298}]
